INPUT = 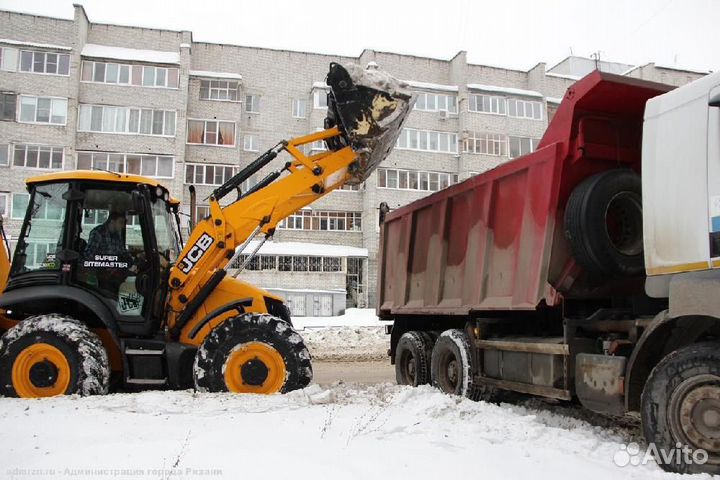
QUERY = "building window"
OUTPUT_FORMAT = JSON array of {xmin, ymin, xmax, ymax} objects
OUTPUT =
[
  {"xmin": 279, "ymin": 210, "xmax": 362, "ymax": 231},
  {"xmin": 338, "ymin": 184, "xmax": 361, "ymax": 191},
  {"xmin": 78, "ymin": 105, "xmax": 176, "ymax": 136},
  {"xmin": 414, "ymin": 92, "xmax": 458, "ymax": 113},
  {"xmin": 19, "ymin": 96, "xmax": 67, "ymax": 125},
  {"xmin": 195, "ymin": 205, "xmax": 211, "ymax": 221},
  {"xmin": 243, "ymin": 135, "xmax": 258, "ymax": 152},
  {"xmin": 11, "ymin": 193, "xmax": 29, "ymax": 219},
  {"xmin": 245, "ymin": 95, "xmax": 260, "ymax": 113},
  {"xmin": 0, "ymin": 192, "xmax": 7, "ymax": 217},
  {"xmin": 508, "ymin": 136, "xmax": 540, "ymax": 159},
  {"xmin": 184, "ymin": 163, "xmax": 239, "ymax": 186},
  {"xmin": 81, "ymin": 61, "xmax": 179, "ymax": 88},
  {"xmin": 0, "ymin": 144, "xmax": 8, "ymax": 166},
  {"xmin": 292, "ymin": 99, "xmax": 307, "ymax": 118},
  {"xmin": 507, "ymin": 98, "xmax": 543, "ymax": 120},
  {"xmin": 187, "ymin": 120, "xmax": 236, "ymax": 146},
  {"xmin": 243, "ymin": 254, "xmax": 341, "ymax": 272},
  {"xmin": 468, "ymin": 94, "xmax": 506, "ymax": 115},
  {"xmin": 313, "ymin": 89, "xmax": 328, "ymax": 109},
  {"xmin": 0, "ymin": 47, "xmax": 18, "ymax": 72},
  {"xmin": 199, "ymin": 79, "xmax": 240, "ymax": 101},
  {"xmin": 396, "ymin": 128, "xmax": 458, "ymax": 154},
  {"xmin": 20, "ymin": 50, "xmax": 70, "ymax": 76},
  {"xmin": 77, "ymin": 152, "xmax": 174, "ymax": 178},
  {"xmin": 463, "ymin": 132, "xmax": 507, "ymax": 156},
  {"xmin": 13, "ymin": 145, "xmax": 63, "ymax": 169},
  {"xmin": 0, "ymin": 93, "xmax": 15, "ymax": 121},
  {"xmin": 377, "ymin": 167, "xmax": 458, "ymax": 192}
]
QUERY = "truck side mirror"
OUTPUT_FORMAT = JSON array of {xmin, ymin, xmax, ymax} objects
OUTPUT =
[{"xmin": 709, "ymin": 92, "xmax": 720, "ymax": 108}]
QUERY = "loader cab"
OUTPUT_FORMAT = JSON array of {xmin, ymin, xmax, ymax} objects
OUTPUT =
[{"xmin": 7, "ymin": 171, "xmax": 182, "ymax": 336}]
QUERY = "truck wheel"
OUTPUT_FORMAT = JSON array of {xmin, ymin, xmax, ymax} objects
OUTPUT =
[
  {"xmin": 0, "ymin": 314, "xmax": 110, "ymax": 398},
  {"xmin": 430, "ymin": 329, "xmax": 481, "ymax": 400},
  {"xmin": 641, "ymin": 342, "xmax": 720, "ymax": 474},
  {"xmin": 565, "ymin": 169, "xmax": 644, "ymax": 276},
  {"xmin": 395, "ymin": 331, "xmax": 433, "ymax": 386},
  {"xmin": 194, "ymin": 313, "xmax": 312, "ymax": 394}
]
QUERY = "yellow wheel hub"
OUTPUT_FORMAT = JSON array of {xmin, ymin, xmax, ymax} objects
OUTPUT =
[
  {"xmin": 11, "ymin": 343, "xmax": 71, "ymax": 398},
  {"xmin": 224, "ymin": 342, "xmax": 286, "ymax": 394}
]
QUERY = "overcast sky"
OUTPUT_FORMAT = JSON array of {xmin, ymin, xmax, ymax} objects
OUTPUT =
[{"xmin": 0, "ymin": 0, "xmax": 717, "ymax": 72}]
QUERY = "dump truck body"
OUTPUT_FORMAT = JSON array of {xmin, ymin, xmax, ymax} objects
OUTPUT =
[{"xmin": 378, "ymin": 71, "xmax": 673, "ymax": 316}]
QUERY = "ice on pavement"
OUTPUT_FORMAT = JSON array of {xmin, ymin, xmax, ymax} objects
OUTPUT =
[{"xmin": 0, "ymin": 383, "xmax": 684, "ymax": 480}]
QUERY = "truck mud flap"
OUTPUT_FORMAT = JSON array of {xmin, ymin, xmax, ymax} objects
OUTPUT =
[
  {"xmin": 575, "ymin": 353, "xmax": 626, "ymax": 415},
  {"xmin": 324, "ymin": 62, "xmax": 414, "ymax": 184}
]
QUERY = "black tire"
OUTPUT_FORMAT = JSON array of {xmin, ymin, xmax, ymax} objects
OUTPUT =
[
  {"xmin": 395, "ymin": 331, "xmax": 433, "ymax": 386},
  {"xmin": 0, "ymin": 314, "xmax": 110, "ymax": 398},
  {"xmin": 194, "ymin": 313, "xmax": 312, "ymax": 394},
  {"xmin": 431, "ymin": 329, "xmax": 483, "ymax": 400},
  {"xmin": 564, "ymin": 169, "xmax": 644, "ymax": 277},
  {"xmin": 641, "ymin": 342, "xmax": 720, "ymax": 474}
]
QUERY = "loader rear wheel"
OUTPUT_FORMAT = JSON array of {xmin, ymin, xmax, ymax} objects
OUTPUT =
[
  {"xmin": 430, "ymin": 329, "xmax": 482, "ymax": 400},
  {"xmin": 194, "ymin": 313, "xmax": 312, "ymax": 394},
  {"xmin": 641, "ymin": 342, "xmax": 720, "ymax": 474},
  {"xmin": 0, "ymin": 315, "xmax": 110, "ymax": 398},
  {"xmin": 564, "ymin": 169, "xmax": 644, "ymax": 277},
  {"xmin": 395, "ymin": 331, "xmax": 433, "ymax": 386}
]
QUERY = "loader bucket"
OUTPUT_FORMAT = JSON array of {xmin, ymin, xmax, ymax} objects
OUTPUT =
[{"xmin": 324, "ymin": 63, "xmax": 414, "ymax": 184}]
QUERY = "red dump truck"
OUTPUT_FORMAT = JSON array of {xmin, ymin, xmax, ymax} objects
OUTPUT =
[{"xmin": 378, "ymin": 69, "xmax": 720, "ymax": 474}]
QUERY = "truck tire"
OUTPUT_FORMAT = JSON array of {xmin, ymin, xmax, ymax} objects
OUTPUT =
[
  {"xmin": 0, "ymin": 314, "xmax": 110, "ymax": 398},
  {"xmin": 395, "ymin": 331, "xmax": 433, "ymax": 386},
  {"xmin": 194, "ymin": 313, "xmax": 312, "ymax": 394},
  {"xmin": 564, "ymin": 169, "xmax": 644, "ymax": 277},
  {"xmin": 431, "ymin": 329, "xmax": 482, "ymax": 400},
  {"xmin": 641, "ymin": 342, "xmax": 720, "ymax": 474}
]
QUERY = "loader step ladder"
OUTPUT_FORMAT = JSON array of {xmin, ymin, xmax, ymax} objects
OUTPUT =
[{"xmin": 122, "ymin": 340, "xmax": 168, "ymax": 386}]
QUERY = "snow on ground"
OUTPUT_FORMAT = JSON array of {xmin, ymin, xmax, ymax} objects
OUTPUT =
[
  {"xmin": 0, "ymin": 384, "xmax": 700, "ymax": 480},
  {"xmin": 293, "ymin": 309, "xmax": 390, "ymax": 361}
]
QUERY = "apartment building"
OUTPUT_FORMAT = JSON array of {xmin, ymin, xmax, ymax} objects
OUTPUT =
[{"xmin": 0, "ymin": 6, "xmax": 708, "ymax": 314}]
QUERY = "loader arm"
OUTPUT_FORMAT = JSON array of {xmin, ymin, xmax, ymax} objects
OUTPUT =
[{"xmin": 165, "ymin": 63, "xmax": 414, "ymax": 337}]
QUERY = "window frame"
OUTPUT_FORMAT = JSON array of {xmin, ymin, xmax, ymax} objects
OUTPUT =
[
  {"xmin": 243, "ymin": 134, "xmax": 259, "ymax": 152},
  {"xmin": 279, "ymin": 210, "xmax": 362, "ymax": 232},
  {"xmin": 313, "ymin": 89, "xmax": 328, "ymax": 109},
  {"xmin": 18, "ymin": 95, "xmax": 68, "ymax": 126},
  {"xmin": 396, "ymin": 128, "xmax": 458, "ymax": 154},
  {"xmin": 377, "ymin": 167, "xmax": 458, "ymax": 192},
  {"xmin": 0, "ymin": 93, "xmax": 16, "ymax": 121},
  {"xmin": 12, "ymin": 144, "xmax": 64, "ymax": 170},
  {"xmin": 81, "ymin": 60, "xmax": 179, "ymax": 89},
  {"xmin": 468, "ymin": 93, "xmax": 507, "ymax": 115},
  {"xmin": 245, "ymin": 94, "xmax": 260, "ymax": 113},
  {"xmin": 19, "ymin": 50, "xmax": 70, "ymax": 76},
  {"xmin": 413, "ymin": 92, "xmax": 458, "ymax": 113},
  {"xmin": 78, "ymin": 104, "xmax": 176, "ymax": 137},
  {"xmin": 186, "ymin": 119, "xmax": 237, "ymax": 147},
  {"xmin": 463, "ymin": 132, "xmax": 508, "ymax": 156},
  {"xmin": 199, "ymin": 79, "xmax": 240, "ymax": 102},
  {"xmin": 292, "ymin": 98, "xmax": 307, "ymax": 118},
  {"xmin": 507, "ymin": 98, "xmax": 544, "ymax": 121},
  {"xmin": 76, "ymin": 151, "xmax": 175, "ymax": 179},
  {"xmin": 184, "ymin": 162, "xmax": 239, "ymax": 186}
]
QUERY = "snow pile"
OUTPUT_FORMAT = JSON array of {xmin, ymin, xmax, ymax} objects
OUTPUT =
[
  {"xmin": 302, "ymin": 326, "xmax": 388, "ymax": 361},
  {"xmin": 293, "ymin": 308, "xmax": 386, "ymax": 328},
  {"xmin": 0, "ymin": 384, "xmax": 677, "ymax": 480}
]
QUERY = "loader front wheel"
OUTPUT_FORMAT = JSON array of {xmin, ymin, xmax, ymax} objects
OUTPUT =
[
  {"xmin": 0, "ymin": 315, "xmax": 110, "ymax": 398},
  {"xmin": 194, "ymin": 313, "xmax": 312, "ymax": 394}
]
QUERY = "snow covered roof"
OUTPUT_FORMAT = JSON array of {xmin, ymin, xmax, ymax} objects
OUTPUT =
[
  {"xmin": 403, "ymin": 80, "xmax": 458, "ymax": 93},
  {"xmin": 467, "ymin": 83, "xmax": 543, "ymax": 98},
  {"xmin": 652, "ymin": 62, "xmax": 712, "ymax": 75},
  {"xmin": 81, "ymin": 43, "xmax": 180, "ymax": 64},
  {"xmin": 545, "ymin": 72, "xmax": 580, "ymax": 81},
  {"xmin": 240, "ymin": 241, "xmax": 368, "ymax": 258},
  {"xmin": 312, "ymin": 81, "xmax": 330, "ymax": 90},
  {"xmin": 546, "ymin": 97, "xmax": 564, "ymax": 104},
  {"xmin": 189, "ymin": 70, "xmax": 243, "ymax": 80},
  {"xmin": 0, "ymin": 38, "xmax": 72, "ymax": 51},
  {"xmin": 266, "ymin": 287, "xmax": 346, "ymax": 294}
]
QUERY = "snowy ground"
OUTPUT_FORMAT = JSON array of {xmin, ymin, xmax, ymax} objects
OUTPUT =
[
  {"xmin": 1, "ymin": 384, "xmax": 703, "ymax": 480},
  {"xmin": 295, "ymin": 309, "xmax": 390, "ymax": 361}
]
